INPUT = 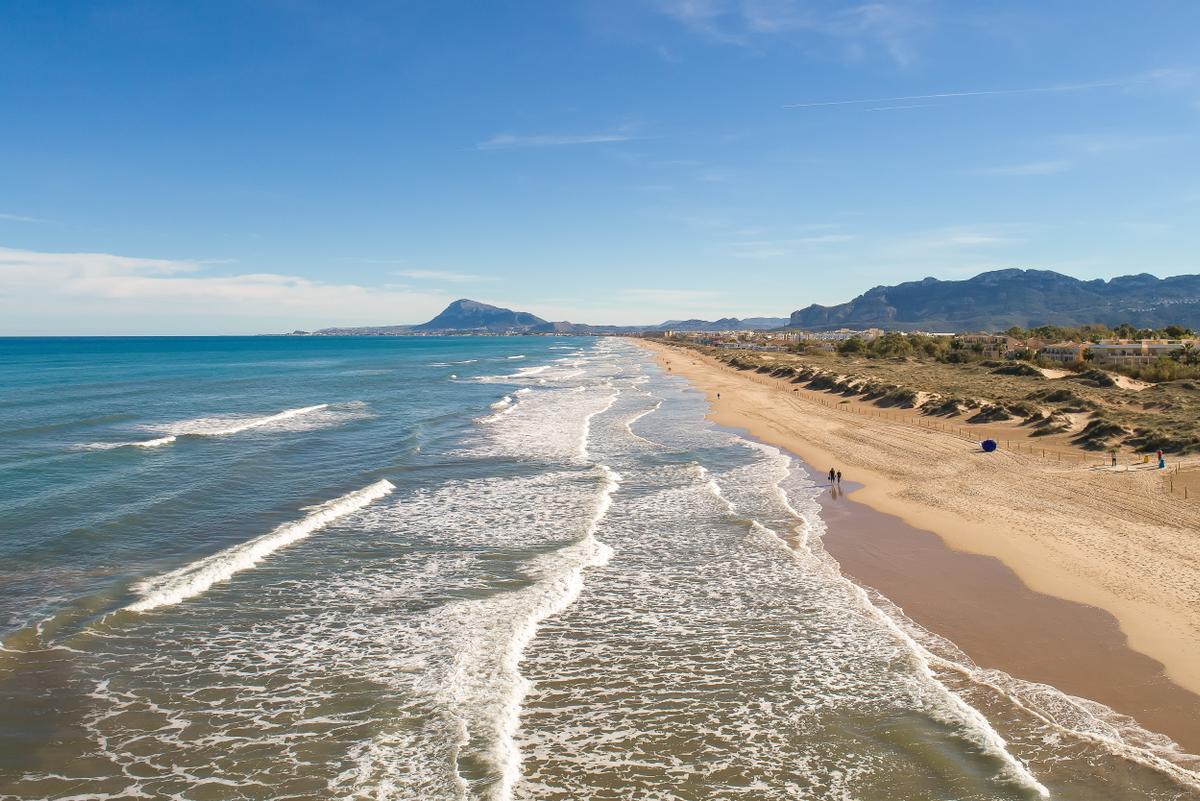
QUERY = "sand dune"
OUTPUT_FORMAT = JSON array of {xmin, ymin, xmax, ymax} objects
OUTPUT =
[{"xmin": 639, "ymin": 339, "xmax": 1200, "ymax": 699}]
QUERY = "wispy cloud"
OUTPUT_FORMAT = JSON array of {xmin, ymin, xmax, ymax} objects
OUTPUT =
[
  {"xmin": 1054, "ymin": 131, "xmax": 1186, "ymax": 155},
  {"xmin": 478, "ymin": 132, "xmax": 637, "ymax": 150},
  {"xmin": 865, "ymin": 103, "xmax": 936, "ymax": 112},
  {"xmin": 0, "ymin": 212, "xmax": 47, "ymax": 223},
  {"xmin": 968, "ymin": 159, "xmax": 1074, "ymax": 176},
  {"xmin": 783, "ymin": 80, "xmax": 1125, "ymax": 109},
  {"xmin": 728, "ymin": 234, "xmax": 853, "ymax": 259},
  {"xmin": 653, "ymin": 0, "xmax": 927, "ymax": 65},
  {"xmin": 891, "ymin": 226, "xmax": 1022, "ymax": 252},
  {"xmin": 0, "ymin": 246, "xmax": 452, "ymax": 334},
  {"xmin": 393, "ymin": 269, "xmax": 493, "ymax": 283}
]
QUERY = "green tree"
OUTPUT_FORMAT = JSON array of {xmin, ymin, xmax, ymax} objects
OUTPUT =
[
  {"xmin": 870, "ymin": 332, "xmax": 914, "ymax": 358},
  {"xmin": 1172, "ymin": 343, "xmax": 1200, "ymax": 366},
  {"xmin": 837, "ymin": 337, "xmax": 867, "ymax": 355}
]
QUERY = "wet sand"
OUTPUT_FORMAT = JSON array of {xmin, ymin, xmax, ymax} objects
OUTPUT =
[{"xmin": 814, "ymin": 473, "xmax": 1200, "ymax": 753}]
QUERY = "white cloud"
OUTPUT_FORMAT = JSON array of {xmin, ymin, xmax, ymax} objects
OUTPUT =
[
  {"xmin": 478, "ymin": 132, "xmax": 637, "ymax": 150},
  {"xmin": 0, "ymin": 246, "xmax": 452, "ymax": 335},
  {"xmin": 393, "ymin": 269, "xmax": 493, "ymax": 283},
  {"xmin": 968, "ymin": 159, "xmax": 1073, "ymax": 176}
]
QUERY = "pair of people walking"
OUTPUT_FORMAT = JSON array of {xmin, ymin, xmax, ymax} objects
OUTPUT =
[{"xmin": 828, "ymin": 467, "xmax": 841, "ymax": 484}]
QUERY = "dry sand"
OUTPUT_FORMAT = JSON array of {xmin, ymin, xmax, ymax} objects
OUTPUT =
[{"xmin": 638, "ymin": 338, "xmax": 1200, "ymax": 748}]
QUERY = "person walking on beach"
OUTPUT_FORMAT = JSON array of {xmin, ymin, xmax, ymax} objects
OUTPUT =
[
  {"xmin": 828, "ymin": 467, "xmax": 836, "ymax": 483},
  {"xmin": 836, "ymin": 470, "xmax": 842, "ymax": 484}
]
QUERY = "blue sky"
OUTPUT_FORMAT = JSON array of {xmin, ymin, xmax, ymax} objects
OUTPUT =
[{"xmin": 1, "ymin": 0, "xmax": 1198, "ymax": 334}]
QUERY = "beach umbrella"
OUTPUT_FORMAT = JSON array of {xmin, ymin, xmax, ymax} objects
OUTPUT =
[{"xmin": 981, "ymin": 439, "xmax": 998, "ymax": 452}]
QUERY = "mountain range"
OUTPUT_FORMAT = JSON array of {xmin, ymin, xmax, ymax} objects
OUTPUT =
[
  {"xmin": 307, "ymin": 300, "xmax": 786, "ymax": 335},
  {"xmin": 300, "ymin": 269, "xmax": 1200, "ymax": 336},
  {"xmin": 789, "ymin": 269, "xmax": 1200, "ymax": 331}
]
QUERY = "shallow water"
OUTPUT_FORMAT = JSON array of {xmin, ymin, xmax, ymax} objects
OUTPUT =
[{"xmin": 0, "ymin": 336, "xmax": 1197, "ymax": 799}]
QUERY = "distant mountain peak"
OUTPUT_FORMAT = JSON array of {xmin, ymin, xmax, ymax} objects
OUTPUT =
[{"xmin": 413, "ymin": 299, "xmax": 548, "ymax": 332}]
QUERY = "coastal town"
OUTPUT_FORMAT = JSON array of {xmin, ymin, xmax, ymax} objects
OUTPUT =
[{"xmin": 657, "ymin": 326, "xmax": 1200, "ymax": 371}]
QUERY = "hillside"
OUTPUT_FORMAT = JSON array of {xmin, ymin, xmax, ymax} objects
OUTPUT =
[
  {"xmin": 412, "ymin": 299, "xmax": 548, "ymax": 332},
  {"xmin": 789, "ymin": 269, "xmax": 1200, "ymax": 332},
  {"xmin": 657, "ymin": 316, "xmax": 789, "ymax": 331}
]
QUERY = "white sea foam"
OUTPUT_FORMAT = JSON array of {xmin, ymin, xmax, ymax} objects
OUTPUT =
[
  {"xmin": 578, "ymin": 386, "xmax": 619, "ymax": 460},
  {"xmin": 126, "ymin": 479, "xmax": 395, "ymax": 612},
  {"xmin": 623, "ymin": 397, "xmax": 663, "ymax": 446},
  {"xmin": 80, "ymin": 404, "xmax": 337, "ymax": 451},
  {"xmin": 701, "ymin": 457, "xmax": 1050, "ymax": 798},
  {"xmin": 493, "ymin": 464, "xmax": 619, "ymax": 800}
]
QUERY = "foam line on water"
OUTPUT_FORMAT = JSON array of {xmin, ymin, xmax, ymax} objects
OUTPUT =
[
  {"xmin": 81, "ymin": 404, "xmax": 331, "ymax": 450},
  {"xmin": 623, "ymin": 397, "xmax": 664, "ymax": 446},
  {"xmin": 918, "ymin": 623, "xmax": 1200, "ymax": 792},
  {"xmin": 125, "ymin": 479, "xmax": 395, "ymax": 613},
  {"xmin": 701, "ymin": 465, "xmax": 1050, "ymax": 798},
  {"xmin": 728, "ymin": 428, "xmax": 1197, "ymax": 792},
  {"xmin": 579, "ymin": 385, "xmax": 619, "ymax": 461},
  {"xmin": 172, "ymin": 403, "xmax": 330, "ymax": 436},
  {"xmin": 494, "ymin": 464, "xmax": 620, "ymax": 801}
]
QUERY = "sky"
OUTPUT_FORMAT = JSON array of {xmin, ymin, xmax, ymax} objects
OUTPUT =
[{"xmin": 1, "ymin": 0, "xmax": 1199, "ymax": 334}]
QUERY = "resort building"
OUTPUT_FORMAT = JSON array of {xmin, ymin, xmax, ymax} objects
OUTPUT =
[
  {"xmin": 790, "ymin": 328, "xmax": 884, "ymax": 342},
  {"xmin": 1086, "ymin": 339, "xmax": 1199, "ymax": 368},
  {"xmin": 1039, "ymin": 342, "xmax": 1089, "ymax": 364}
]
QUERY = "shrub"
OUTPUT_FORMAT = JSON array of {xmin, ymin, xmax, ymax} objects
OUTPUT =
[{"xmin": 992, "ymin": 363, "xmax": 1043, "ymax": 377}]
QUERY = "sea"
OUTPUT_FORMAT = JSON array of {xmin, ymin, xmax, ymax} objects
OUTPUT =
[{"xmin": 0, "ymin": 335, "xmax": 1197, "ymax": 800}]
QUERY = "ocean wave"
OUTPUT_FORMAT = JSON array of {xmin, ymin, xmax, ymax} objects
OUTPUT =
[
  {"xmin": 77, "ymin": 403, "xmax": 361, "ymax": 451},
  {"xmin": 125, "ymin": 479, "xmax": 395, "ymax": 612}
]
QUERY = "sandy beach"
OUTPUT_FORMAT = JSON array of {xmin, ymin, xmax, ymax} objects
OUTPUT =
[{"xmin": 638, "ymin": 338, "xmax": 1200, "ymax": 751}]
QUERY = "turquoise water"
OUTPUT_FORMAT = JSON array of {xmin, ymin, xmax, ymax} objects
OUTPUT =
[{"xmin": 0, "ymin": 336, "xmax": 1197, "ymax": 799}]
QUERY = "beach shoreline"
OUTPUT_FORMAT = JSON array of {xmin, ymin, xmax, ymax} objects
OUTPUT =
[{"xmin": 636, "ymin": 337, "xmax": 1200, "ymax": 753}]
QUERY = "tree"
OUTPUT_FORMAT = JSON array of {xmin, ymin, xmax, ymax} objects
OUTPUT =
[
  {"xmin": 1172, "ymin": 343, "xmax": 1200, "ymax": 366},
  {"xmin": 1165, "ymin": 325, "xmax": 1194, "ymax": 339},
  {"xmin": 870, "ymin": 332, "xmax": 914, "ymax": 358},
  {"xmin": 836, "ymin": 337, "xmax": 867, "ymax": 355},
  {"xmin": 1013, "ymin": 347, "xmax": 1038, "ymax": 362}
]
